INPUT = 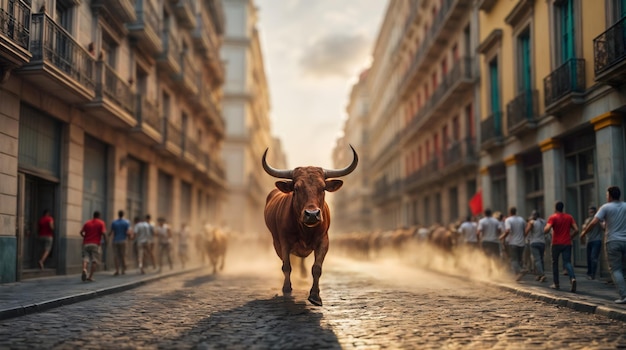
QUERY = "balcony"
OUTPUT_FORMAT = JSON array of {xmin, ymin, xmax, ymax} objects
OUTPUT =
[
  {"xmin": 157, "ymin": 28, "xmax": 181, "ymax": 76},
  {"xmin": 441, "ymin": 137, "xmax": 477, "ymax": 175},
  {"xmin": 127, "ymin": 0, "xmax": 162, "ymax": 55},
  {"xmin": 19, "ymin": 13, "xmax": 95, "ymax": 104},
  {"xmin": 173, "ymin": 0, "xmax": 196, "ymax": 29},
  {"xmin": 402, "ymin": 57, "xmax": 475, "ymax": 142},
  {"xmin": 173, "ymin": 52, "xmax": 198, "ymax": 95},
  {"xmin": 132, "ymin": 94, "xmax": 162, "ymax": 145},
  {"xmin": 404, "ymin": 158, "xmax": 440, "ymax": 193},
  {"xmin": 192, "ymin": 11, "xmax": 211, "ymax": 53},
  {"xmin": 183, "ymin": 137, "xmax": 198, "ymax": 164},
  {"xmin": 83, "ymin": 61, "xmax": 136, "ymax": 128},
  {"xmin": 544, "ymin": 58, "xmax": 585, "ymax": 115},
  {"xmin": 0, "ymin": 0, "xmax": 31, "ymax": 70},
  {"xmin": 594, "ymin": 16, "xmax": 626, "ymax": 85},
  {"xmin": 399, "ymin": 0, "xmax": 472, "ymax": 98},
  {"xmin": 480, "ymin": 111, "xmax": 503, "ymax": 151},
  {"xmin": 506, "ymin": 89, "xmax": 538, "ymax": 137},
  {"xmin": 373, "ymin": 178, "xmax": 403, "ymax": 205},
  {"xmin": 162, "ymin": 118, "xmax": 183, "ymax": 157},
  {"xmin": 91, "ymin": 0, "xmax": 136, "ymax": 23}
]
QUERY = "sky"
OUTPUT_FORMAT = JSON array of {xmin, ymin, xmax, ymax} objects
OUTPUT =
[{"xmin": 255, "ymin": 0, "xmax": 388, "ymax": 168}]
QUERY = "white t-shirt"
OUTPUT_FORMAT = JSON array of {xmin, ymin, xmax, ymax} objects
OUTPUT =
[
  {"xmin": 458, "ymin": 221, "xmax": 478, "ymax": 243},
  {"xmin": 478, "ymin": 216, "xmax": 500, "ymax": 243},
  {"xmin": 505, "ymin": 215, "xmax": 526, "ymax": 247},
  {"xmin": 596, "ymin": 201, "xmax": 626, "ymax": 242}
]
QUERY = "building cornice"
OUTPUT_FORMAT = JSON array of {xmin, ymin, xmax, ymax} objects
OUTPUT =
[
  {"xmin": 591, "ymin": 111, "xmax": 623, "ymax": 131},
  {"xmin": 477, "ymin": 29, "xmax": 502, "ymax": 54},
  {"xmin": 539, "ymin": 138, "xmax": 560, "ymax": 152}
]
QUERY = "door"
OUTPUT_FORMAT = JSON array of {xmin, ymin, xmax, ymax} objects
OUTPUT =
[
  {"xmin": 82, "ymin": 136, "xmax": 108, "ymax": 224},
  {"xmin": 489, "ymin": 59, "xmax": 501, "ymax": 134},
  {"xmin": 126, "ymin": 157, "xmax": 145, "ymax": 223},
  {"xmin": 21, "ymin": 174, "xmax": 57, "ymax": 271}
]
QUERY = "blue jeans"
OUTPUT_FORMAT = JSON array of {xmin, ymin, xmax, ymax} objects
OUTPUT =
[
  {"xmin": 606, "ymin": 241, "xmax": 626, "ymax": 299},
  {"xmin": 509, "ymin": 245, "xmax": 525, "ymax": 274},
  {"xmin": 530, "ymin": 242, "xmax": 545, "ymax": 276},
  {"xmin": 586, "ymin": 240, "xmax": 602, "ymax": 279},
  {"xmin": 552, "ymin": 244, "xmax": 575, "ymax": 286}
]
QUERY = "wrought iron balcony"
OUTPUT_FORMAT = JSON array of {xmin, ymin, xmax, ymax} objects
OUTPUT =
[
  {"xmin": 192, "ymin": 11, "xmax": 211, "ymax": 53},
  {"xmin": 442, "ymin": 137, "xmax": 477, "ymax": 173},
  {"xmin": 183, "ymin": 137, "xmax": 198, "ymax": 163},
  {"xmin": 164, "ymin": 118, "xmax": 183, "ymax": 152},
  {"xmin": 84, "ymin": 61, "xmax": 136, "ymax": 128},
  {"xmin": 480, "ymin": 112, "xmax": 503, "ymax": 150},
  {"xmin": 173, "ymin": 0, "xmax": 196, "ymax": 29},
  {"xmin": 173, "ymin": 52, "xmax": 198, "ymax": 95},
  {"xmin": 91, "ymin": 0, "xmax": 136, "ymax": 23},
  {"xmin": 133, "ymin": 94, "xmax": 163, "ymax": 145},
  {"xmin": 0, "ymin": 0, "xmax": 31, "ymax": 68},
  {"xmin": 594, "ymin": 16, "xmax": 626, "ymax": 84},
  {"xmin": 506, "ymin": 89, "xmax": 538, "ymax": 136},
  {"xmin": 127, "ymin": 0, "xmax": 162, "ymax": 55},
  {"xmin": 20, "ymin": 13, "xmax": 95, "ymax": 103},
  {"xmin": 157, "ymin": 28, "xmax": 181, "ymax": 75},
  {"xmin": 544, "ymin": 58, "xmax": 585, "ymax": 114}
]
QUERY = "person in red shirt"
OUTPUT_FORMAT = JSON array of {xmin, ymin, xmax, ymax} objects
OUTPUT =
[
  {"xmin": 80, "ymin": 211, "xmax": 107, "ymax": 282},
  {"xmin": 37, "ymin": 209, "xmax": 54, "ymax": 270},
  {"xmin": 544, "ymin": 201, "xmax": 579, "ymax": 292}
]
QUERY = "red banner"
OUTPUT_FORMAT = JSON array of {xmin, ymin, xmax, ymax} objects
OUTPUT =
[{"xmin": 469, "ymin": 190, "xmax": 483, "ymax": 216}]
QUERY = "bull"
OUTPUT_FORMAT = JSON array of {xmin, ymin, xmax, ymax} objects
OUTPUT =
[{"xmin": 262, "ymin": 145, "xmax": 358, "ymax": 306}]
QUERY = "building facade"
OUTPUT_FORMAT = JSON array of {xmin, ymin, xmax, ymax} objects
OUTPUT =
[
  {"xmin": 0, "ymin": 0, "xmax": 227, "ymax": 283},
  {"xmin": 477, "ymin": 0, "xmax": 626, "ymax": 268},
  {"xmin": 362, "ymin": 0, "xmax": 478, "ymax": 230},
  {"xmin": 221, "ymin": 0, "xmax": 282, "ymax": 235},
  {"xmin": 331, "ymin": 70, "xmax": 371, "ymax": 234}
]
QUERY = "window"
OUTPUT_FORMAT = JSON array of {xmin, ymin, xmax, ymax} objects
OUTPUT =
[
  {"xmin": 55, "ymin": 0, "xmax": 72, "ymax": 32},
  {"xmin": 489, "ymin": 58, "xmax": 502, "ymax": 133},
  {"xmin": 557, "ymin": 0, "xmax": 576, "ymax": 63},
  {"xmin": 102, "ymin": 34, "xmax": 118, "ymax": 67},
  {"xmin": 452, "ymin": 116, "xmax": 460, "ymax": 141},
  {"xmin": 465, "ymin": 104, "xmax": 474, "ymax": 138},
  {"xmin": 517, "ymin": 29, "xmax": 532, "ymax": 92}
]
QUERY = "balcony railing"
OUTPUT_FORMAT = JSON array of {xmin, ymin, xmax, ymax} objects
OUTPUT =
[
  {"xmin": 0, "ymin": 0, "xmax": 30, "ymax": 50},
  {"xmin": 442, "ymin": 137, "xmax": 476, "ymax": 168},
  {"xmin": 165, "ymin": 118, "xmax": 183, "ymax": 149},
  {"xmin": 136, "ymin": 94, "xmax": 161, "ymax": 134},
  {"xmin": 177, "ymin": 51, "xmax": 198, "ymax": 94},
  {"xmin": 480, "ymin": 112, "xmax": 503, "ymax": 147},
  {"xmin": 127, "ymin": 0, "xmax": 161, "ymax": 54},
  {"xmin": 506, "ymin": 89, "xmax": 538, "ymax": 133},
  {"xmin": 184, "ymin": 138, "xmax": 198, "ymax": 160},
  {"xmin": 594, "ymin": 16, "xmax": 626, "ymax": 80},
  {"xmin": 544, "ymin": 58, "xmax": 585, "ymax": 108},
  {"xmin": 158, "ymin": 28, "xmax": 181, "ymax": 73},
  {"xmin": 95, "ymin": 61, "xmax": 135, "ymax": 115},
  {"xmin": 29, "ymin": 13, "xmax": 95, "ymax": 91}
]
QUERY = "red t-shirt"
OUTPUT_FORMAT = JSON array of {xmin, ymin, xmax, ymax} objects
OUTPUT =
[
  {"xmin": 82, "ymin": 219, "xmax": 106, "ymax": 245},
  {"xmin": 547, "ymin": 212, "xmax": 575, "ymax": 245},
  {"xmin": 38, "ymin": 215, "xmax": 54, "ymax": 237}
]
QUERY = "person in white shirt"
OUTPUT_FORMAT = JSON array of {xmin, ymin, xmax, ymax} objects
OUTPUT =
[
  {"xmin": 582, "ymin": 186, "xmax": 626, "ymax": 304},
  {"xmin": 458, "ymin": 215, "xmax": 478, "ymax": 249},
  {"xmin": 524, "ymin": 210, "xmax": 547, "ymax": 282},
  {"xmin": 501, "ymin": 207, "xmax": 527, "ymax": 281},
  {"xmin": 477, "ymin": 209, "xmax": 501, "ymax": 259},
  {"xmin": 156, "ymin": 217, "xmax": 173, "ymax": 272}
]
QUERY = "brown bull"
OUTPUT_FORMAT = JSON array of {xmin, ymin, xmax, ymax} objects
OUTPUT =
[
  {"xmin": 263, "ymin": 145, "xmax": 358, "ymax": 306},
  {"xmin": 428, "ymin": 225, "xmax": 458, "ymax": 253}
]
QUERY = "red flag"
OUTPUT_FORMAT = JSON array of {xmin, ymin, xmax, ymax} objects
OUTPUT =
[{"xmin": 469, "ymin": 190, "xmax": 483, "ymax": 216}]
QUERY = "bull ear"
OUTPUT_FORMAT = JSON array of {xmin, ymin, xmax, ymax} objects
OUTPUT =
[
  {"xmin": 325, "ymin": 179, "xmax": 343, "ymax": 192},
  {"xmin": 275, "ymin": 180, "xmax": 294, "ymax": 193}
]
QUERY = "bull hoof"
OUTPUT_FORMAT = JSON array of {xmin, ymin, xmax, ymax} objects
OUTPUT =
[{"xmin": 308, "ymin": 294, "xmax": 323, "ymax": 306}]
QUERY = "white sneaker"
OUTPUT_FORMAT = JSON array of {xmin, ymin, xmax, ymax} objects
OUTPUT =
[{"xmin": 614, "ymin": 297, "xmax": 626, "ymax": 304}]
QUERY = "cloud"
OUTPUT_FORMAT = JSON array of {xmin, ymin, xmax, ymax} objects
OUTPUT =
[{"xmin": 298, "ymin": 33, "xmax": 370, "ymax": 79}]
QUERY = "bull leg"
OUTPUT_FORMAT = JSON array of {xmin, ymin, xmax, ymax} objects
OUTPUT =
[
  {"xmin": 308, "ymin": 237, "xmax": 329, "ymax": 306},
  {"xmin": 281, "ymin": 247, "xmax": 292, "ymax": 294},
  {"xmin": 300, "ymin": 257, "xmax": 307, "ymax": 278}
]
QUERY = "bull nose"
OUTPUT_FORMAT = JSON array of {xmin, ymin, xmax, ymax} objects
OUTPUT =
[{"xmin": 304, "ymin": 209, "xmax": 321, "ymax": 222}]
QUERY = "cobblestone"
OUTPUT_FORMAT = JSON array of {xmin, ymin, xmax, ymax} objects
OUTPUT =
[{"xmin": 0, "ymin": 257, "xmax": 625, "ymax": 349}]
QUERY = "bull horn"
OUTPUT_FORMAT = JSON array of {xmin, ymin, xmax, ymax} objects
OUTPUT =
[
  {"xmin": 262, "ymin": 148, "xmax": 293, "ymax": 179},
  {"xmin": 324, "ymin": 145, "xmax": 359, "ymax": 178}
]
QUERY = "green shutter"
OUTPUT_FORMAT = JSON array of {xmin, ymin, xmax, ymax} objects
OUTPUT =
[
  {"xmin": 561, "ymin": 0, "xmax": 575, "ymax": 62},
  {"xmin": 489, "ymin": 59, "xmax": 501, "ymax": 133},
  {"xmin": 621, "ymin": 0, "xmax": 626, "ymax": 19},
  {"xmin": 520, "ymin": 32, "xmax": 532, "ymax": 92}
]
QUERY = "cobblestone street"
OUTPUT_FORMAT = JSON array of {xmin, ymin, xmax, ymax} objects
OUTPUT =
[{"xmin": 1, "ymin": 252, "xmax": 626, "ymax": 349}]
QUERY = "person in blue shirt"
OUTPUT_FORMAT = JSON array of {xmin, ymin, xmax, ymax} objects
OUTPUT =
[{"xmin": 109, "ymin": 210, "xmax": 131, "ymax": 275}]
